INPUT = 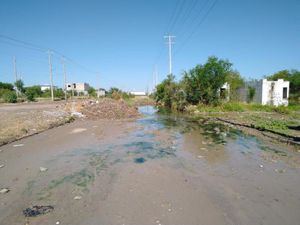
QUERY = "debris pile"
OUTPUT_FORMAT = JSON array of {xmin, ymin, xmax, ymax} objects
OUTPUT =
[{"xmin": 65, "ymin": 98, "xmax": 140, "ymax": 120}]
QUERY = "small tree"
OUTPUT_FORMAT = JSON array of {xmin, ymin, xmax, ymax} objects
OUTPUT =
[
  {"xmin": 182, "ymin": 56, "xmax": 232, "ymax": 105},
  {"xmin": 88, "ymin": 87, "xmax": 96, "ymax": 97},
  {"xmin": 247, "ymin": 86, "xmax": 256, "ymax": 103}
]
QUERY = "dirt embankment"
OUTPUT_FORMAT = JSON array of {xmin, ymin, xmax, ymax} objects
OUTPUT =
[
  {"xmin": 0, "ymin": 98, "xmax": 141, "ymax": 146},
  {"xmin": 0, "ymin": 102, "xmax": 73, "ymax": 146}
]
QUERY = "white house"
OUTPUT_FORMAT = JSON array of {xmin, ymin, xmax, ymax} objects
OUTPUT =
[
  {"xmin": 239, "ymin": 79, "xmax": 290, "ymax": 106},
  {"xmin": 65, "ymin": 83, "xmax": 90, "ymax": 95}
]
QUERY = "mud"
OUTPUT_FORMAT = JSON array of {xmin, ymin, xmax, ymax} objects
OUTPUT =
[{"xmin": 0, "ymin": 106, "xmax": 300, "ymax": 225}]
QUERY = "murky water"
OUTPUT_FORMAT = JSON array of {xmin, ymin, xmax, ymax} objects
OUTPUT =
[{"xmin": 1, "ymin": 106, "xmax": 300, "ymax": 225}]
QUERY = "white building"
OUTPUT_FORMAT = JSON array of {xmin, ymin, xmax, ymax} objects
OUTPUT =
[
  {"xmin": 130, "ymin": 91, "xmax": 146, "ymax": 96},
  {"xmin": 65, "ymin": 83, "xmax": 90, "ymax": 95},
  {"xmin": 40, "ymin": 84, "xmax": 57, "ymax": 92},
  {"xmin": 239, "ymin": 79, "xmax": 289, "ymax": 106},
  {"xmin": 96, "ymin": 89, "xmax": 105, "ymax": 97}
]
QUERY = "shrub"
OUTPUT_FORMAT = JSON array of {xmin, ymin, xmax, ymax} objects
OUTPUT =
[
  {"xmin": 2, "ymin": 90, "xmax": 17, "ymax": 103},
  {"xmin": 25, "ymin": 89, "xmax": 36, "ymax": 101}
]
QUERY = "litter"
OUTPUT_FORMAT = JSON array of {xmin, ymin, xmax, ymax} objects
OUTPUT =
[
  {"xmin": 23, "ymin": 205, "xmax": 54, "ymax": 217},
  {"xmin": 0, "ymin": 188, "xmax": 10, "ymax": 194},
  {"xmin": 13, "ymin": 144, "xmax": 24, "ymax": 147},
  {"xmin": 74, "ymin": 196, "xmax": 82, "ymax": 200},
  {"xmin": 39, "ymin": 167, "xmax": 48, "ymax": 172}
]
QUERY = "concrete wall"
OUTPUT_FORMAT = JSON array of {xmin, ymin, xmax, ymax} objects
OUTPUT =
[
  {"xmin": 243, "ymin": 79, "xmax": 289, "ymax": 106},
  {"xmin": 262, "ymin": 79, "xmax": 289, "ymax": 106}
]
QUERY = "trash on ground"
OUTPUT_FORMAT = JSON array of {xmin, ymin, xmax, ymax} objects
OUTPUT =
[
  {"xmin": 0, "ymin": 164, "xmax": 4, "ymax": 168},
  {"xmin": 0, "ymin": 188, "xmax": 10, "ymax": 194},
  {"xmin": 39, "ymin": 167, "xmax": 48, "ymax": 172},
  {"xmin": 13, "ymin": 144, "xmax": 24, "ymax": 147},
  {"xmin": 71, "ymin": 128, "xmax": 87, "ymax": 134},
  {"xmin": 23, "ymin": 205, "xmax": 54, "ymax": 217},
  {"xmin": 74, "ymin": 196, "xmax": 82, "ymax": 200}
]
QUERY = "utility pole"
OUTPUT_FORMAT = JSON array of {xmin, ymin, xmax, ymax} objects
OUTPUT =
[
  {"xmin": 164, "ymin": 35, "xmax": 175, "ymax": 79},
  {"xmin": 13, "ymin": 56, "xmax": 18, "ymax": 96},
  {"xmin": 48, "ymin": 50, "xmax": 54, "ymax": 101},
  {"xmin": 62, "ymin": 57, "xmax": 67, "ymax": 101}
]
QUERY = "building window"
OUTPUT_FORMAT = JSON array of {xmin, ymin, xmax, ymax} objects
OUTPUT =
[{"xmin": 283, "ymin": 87, "xmax": 288, "ymax": 99}]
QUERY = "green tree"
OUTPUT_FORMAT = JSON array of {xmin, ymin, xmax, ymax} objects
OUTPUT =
[
  {"xmin": 88, "ymin": 87, "xmax": 96, "ymax": 97},
  {"xmin": 154, "ymin": 74, "xmax": 178, "ymax": 108},
  {"xmin": 182, "ymin": 56, "xmax": 232, "ymax": 105},
  {"xmin": 0, "ymin": 82, "xmax": 14, "ymax": 91}
]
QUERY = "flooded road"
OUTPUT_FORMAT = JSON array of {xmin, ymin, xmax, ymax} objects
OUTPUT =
[{"xmin": 1, "ymin": 106, "xmax": 300, "ymax": 225}]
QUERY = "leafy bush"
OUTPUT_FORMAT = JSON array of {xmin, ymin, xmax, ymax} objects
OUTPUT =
[
  {"xmin": 88, "ymin": 87, "xmax": 96, "ymax": 97},
  {"xmin": 182, "ymin": 56, "xmax": 232, "ymax": 105},
  {"xmin": 2, "ymin": 90, "xmax": 17, "ymax": 103},
  {"xmin": 25, "ymin": 89, "xmax": 36, "ymax": 101},
  {"xmin": 0, "ymin": 82, "xmax": 14, "ymax": 91}
]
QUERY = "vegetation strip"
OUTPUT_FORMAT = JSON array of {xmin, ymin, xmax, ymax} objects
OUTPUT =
[{"xmin": 216, "ymin": 118, "xmax": 300, "ymax": 145}]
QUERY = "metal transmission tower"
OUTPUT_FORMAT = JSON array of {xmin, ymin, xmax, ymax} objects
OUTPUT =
[
  {"xmin": 47, "ymin": 50, "xmax": 54, "ymax": 101},
  {"xmin": 164, "ymin": 35, "xmax": 175, "ymax": 79}
]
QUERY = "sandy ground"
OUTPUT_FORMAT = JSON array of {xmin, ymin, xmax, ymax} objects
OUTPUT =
[{"xmin": 0, "ymin": 107, "xmax": 300, "ymax": 225}]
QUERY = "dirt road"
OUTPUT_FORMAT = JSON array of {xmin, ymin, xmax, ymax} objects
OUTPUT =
[{"xmin": 0, "ymin": 106, "xmax": 300, "ymax": 225}]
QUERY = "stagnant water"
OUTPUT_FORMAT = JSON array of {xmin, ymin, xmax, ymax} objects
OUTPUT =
[{"xmin": 1, "ymin": 106, "xmax": 300, "ymax": 225}]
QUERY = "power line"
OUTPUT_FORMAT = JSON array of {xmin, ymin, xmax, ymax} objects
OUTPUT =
[
  {"xmin": 175, "ymin": 0, "xmax": 219, "ymax": 55},
  {"xmin": 167, "ymin": 0, "xmax": 188, "ymax": 34},
  {"xmin": 0, "ymin": 34, "xmax": 47, "ymax": 52},
  {"xmin": 0, "ymin": 34, "xmax": 100, "ymax": 75}
]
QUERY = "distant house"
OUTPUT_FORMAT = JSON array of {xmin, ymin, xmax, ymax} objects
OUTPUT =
[
  {"xmin": 130, "ymin": 91, "xmax": 146, "ymax": 96},
  {"xmin": 238, "ymin": 79, "xmax": 290, "ymax": 106},
  {"xmin": 40, "ymin": 84, "xmax": 57, "ymax": 92},
  {"xmin": 65, "ymin": 83, "xmax": 90, "ymax": 95},
  {"xmin": 96, "ymin": 88, "xmax": 106, "ymax": 97}
]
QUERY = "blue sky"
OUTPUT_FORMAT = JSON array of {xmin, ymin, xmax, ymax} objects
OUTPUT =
[{"xmin": 0, "ymin": 0, "xmax": 299, "ymax": 91}]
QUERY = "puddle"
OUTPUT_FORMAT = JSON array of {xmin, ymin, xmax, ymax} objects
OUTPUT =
[{"xmin": 134, "ymin": 157, "xmax": 146, "ymax": 164}]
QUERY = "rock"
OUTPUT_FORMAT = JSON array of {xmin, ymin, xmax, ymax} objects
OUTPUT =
[
  {"xmin": 74, "ymin": 196, "xmax": 82, "ymax": 200},
  {"xmin": 214, "ymin": 127, "xmax": 220, "ymax": 133},
  {"xmin": 0, "ymin": 188, "xmax": 10, "ymax": 194},
  {"xmin": 197, "ymin": 155, "xmax": 204, "ymax": 159},
  {"xmin": 39, "ymin": 167, "xmax": 48, "ymax": 172}
]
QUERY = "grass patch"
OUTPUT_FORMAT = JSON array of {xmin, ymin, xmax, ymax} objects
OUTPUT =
[{"xmin": 187, "ymin": 102, "xmax": 299, "ymax": 114}]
